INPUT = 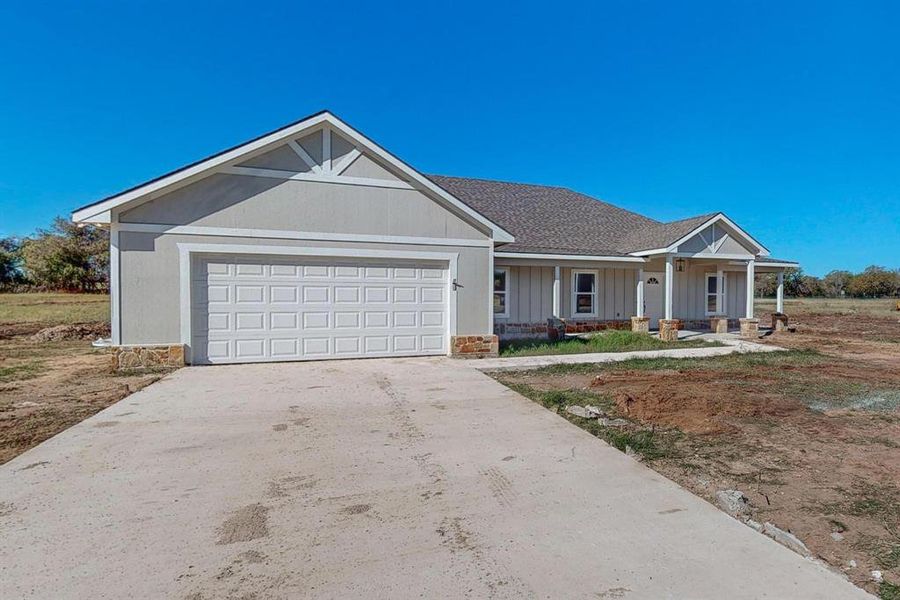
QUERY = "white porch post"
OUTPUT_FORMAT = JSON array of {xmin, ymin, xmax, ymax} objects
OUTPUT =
[
  {"xmin": 636, "ymin": 268, "xmax": 645, "ymax": 317},
  {"xmin": 552, "ymin": 266, "xmax": 561, "ymax": 318},
  {"xmin": 716, "ymin": 267, "xmax": 724, "ymax": 314},
  {"xmin": 745, "ymin": 259, "xmax": 755, "ymax": 318},
  {"xmin": 664, "ymin": 255, "xmax": 674, "ymax": 320},
  {"xmin": 776, "ymin": 271, "xmax": 784, "ymax": 314}
]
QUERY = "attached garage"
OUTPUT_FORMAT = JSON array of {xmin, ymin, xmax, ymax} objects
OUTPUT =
[
  {"xmin": 72, "ymin": 111, "xmax": 514, "ymax": 366},
  {"xmin": 189, "ymin": 253, "xmax": 452, "ymax": 364}
]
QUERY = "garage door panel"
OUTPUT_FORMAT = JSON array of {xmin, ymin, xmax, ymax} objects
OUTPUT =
[{"xmin": 192, "ymin": 257, "xmax": 449, "ymax": 364}]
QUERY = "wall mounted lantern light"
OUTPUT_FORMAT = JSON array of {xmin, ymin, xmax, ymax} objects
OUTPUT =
[{"xmin": 675, "ymin": 258, "xmax": 686, "ymax": 272}]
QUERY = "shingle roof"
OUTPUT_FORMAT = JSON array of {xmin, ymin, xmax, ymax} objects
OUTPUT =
[{"xmin": 428, "ymin": 175, "xmax": 721, "ymax": 256}]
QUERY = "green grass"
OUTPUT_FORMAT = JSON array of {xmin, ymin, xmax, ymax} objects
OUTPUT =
[
  {"xmin": 880, "ymin": 580, "xmax": 900, "ymax": 600},
  {"xmin": 529, "ymin": 348, "xmax": 827, "ymax": 375},
  {"xmin": 0, "ymin": 360, "xmax": 47, "ymax": 383},
  {"xmin": 499, "ymin": 330, "xmax": 722, "ymax": 357},
  {"xmin": 0, "ymin": 293, "xmax": 109, "ymax": 325}
]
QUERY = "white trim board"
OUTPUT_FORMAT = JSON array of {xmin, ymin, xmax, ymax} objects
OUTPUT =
[
  {"xmin": 109, "ymin": 222, "xmax": 121, "ymax": 345},
  {"xmin": 72, "ymin": 111, "xmax": 515, "ymax": 243},
  {"xmin": 176, "ymin": 243, "xmax": 459, "ymax": 364},
  {"xmin": 117, "ymin": 222, "xmax": 491, "ymax": 248},
  {"xmin": 495, "ymin": 252, "xmax": 646, "ymax": 263}
]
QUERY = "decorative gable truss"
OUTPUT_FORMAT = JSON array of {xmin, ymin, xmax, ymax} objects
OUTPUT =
[
  {"xmin": 221, "ymin": 126, "xmax": 413, "ymax": 191},
  {"xmin": 71, "ymin": 111, "xmax": 515, "ymax": 242},
  {"xmin": 629, "ymin": 213, "xmax": 769, "ymax": 258},
  {"xmin": 675, "ymin": 221, "xmax": 755, "ymax": 257}
]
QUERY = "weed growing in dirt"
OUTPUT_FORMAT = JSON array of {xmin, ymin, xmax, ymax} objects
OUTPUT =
[
  {"xmin": 881, "ymin": 580, "xmax": 900, "ymax": 600},
  {"xmin": 0, "ymin": 360, "xmax": 46, "ymax": 383},
  {"xmin": 496, "ymin": 379, "xmax": 676, "ymax": 460}
]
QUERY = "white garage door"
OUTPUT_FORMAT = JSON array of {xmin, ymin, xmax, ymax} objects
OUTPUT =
[{"xmin": 191, "ymin": 255, "xmax": 449, "ymax": 364}]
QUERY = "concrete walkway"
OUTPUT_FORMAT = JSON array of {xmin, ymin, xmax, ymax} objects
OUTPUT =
[
  {"xmin": 471, "ymin": 336, "xmax": 783, "ymax": 371},
  {"xmin": 0, "ymin": 358, "xmax": 869, "ymax": 599}
]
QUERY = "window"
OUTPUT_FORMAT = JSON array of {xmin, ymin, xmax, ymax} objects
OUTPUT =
[
  {"xmin": 494, "ymin": 267, "xmax": 509, "ymax": 317},
  {"xmin": 572, "ymin": 270, "xmax": 597, "ymax": 316},
  {"xmin": 705, "ymin": 273, "xmax": 726, "ymax": 315}
]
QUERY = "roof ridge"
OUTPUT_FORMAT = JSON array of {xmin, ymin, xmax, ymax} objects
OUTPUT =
[{"xmin": 428, "ymin": 173, "xmax": 570, "ymax": 191}]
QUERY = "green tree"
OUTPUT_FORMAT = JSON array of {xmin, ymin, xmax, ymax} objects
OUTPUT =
[
  {"xmin": 845, "ymin": 265, "xmax": 899, "ymax": 297},
  {"xmin": 821, "ymin": 270, "xmax": 853, "ymax": 297},
  {"xmin": 0, "ymin": 237, "xmax": 23, "ymax": 288},
  {"xmin": 755, "ymin": 272, "xmax": 777, "ymax": 297},
  {"xmin": 20, "ymin": 217, "xmax": 109, "ymax": 292}
]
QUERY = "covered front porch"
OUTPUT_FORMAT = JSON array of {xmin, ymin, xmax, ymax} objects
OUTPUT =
[{"xmin": 492, "ymin": 254, "xmax": 791, "ymax": 341}]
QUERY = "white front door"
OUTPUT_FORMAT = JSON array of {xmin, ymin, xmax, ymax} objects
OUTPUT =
[
  {"xmin": 643, "ymin": 272, "xmax": 664, "ymax": 328},
  {"xmin": 191, "ymin": 255, "xmax": 449, "ymax": 364}
]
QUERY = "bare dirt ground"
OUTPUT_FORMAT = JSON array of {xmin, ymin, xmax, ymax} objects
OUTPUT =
[
  {"xmin": 494, "ymin": 299, "xmax": 900, "ymax": 597},
  {"xmin": 0, "ymin": 296, "xmax": 170, "ymax": 465}
]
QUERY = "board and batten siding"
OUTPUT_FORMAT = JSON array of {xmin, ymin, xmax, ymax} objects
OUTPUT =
[
  {"xmin": 672, "ymin": 266, "xmax": 747, "ymax": 320},
  {"xmin": 496, "ymin": 263, "xmax": 748, "ymax": 324},
  {"xmin": 496, "ymin": 265, "xmax": 638, "ymax": 323}
]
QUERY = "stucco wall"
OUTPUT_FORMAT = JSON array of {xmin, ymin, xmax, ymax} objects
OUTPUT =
[{"xmin": 118, "ymin": 232, "xmax": 490, "ymax": 345}]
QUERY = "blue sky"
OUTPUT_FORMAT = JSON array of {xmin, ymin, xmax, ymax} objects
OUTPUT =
[{"xmin": 1, "ymin": 1, "xmax": 898, "ymax": 276}]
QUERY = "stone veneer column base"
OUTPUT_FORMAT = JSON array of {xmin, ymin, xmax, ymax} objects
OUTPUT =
[
  {"xmin": 658, "ymin": 319, "xmax": 681, "ymax": 342},
  {"xmin": 771, "ymin": 313, "xmax": 789, "ymax": 332},
  {"xmin": 739, "ymin": 318, "xmax": 760, "ymax": 338},
  {"xmin": 450, "ymin": 335, "xmax": 499, "ymax": 358},
  {"xmin": 709, "ymin": 316, "xmax": 729, "ymax": 334},
  {"xmin": 111, "ymin": 344, "xmax": 185, "ymax": 370},
  {"xmin": 630, "ymin": 316, "xmax": 650, "ymax": 333}
]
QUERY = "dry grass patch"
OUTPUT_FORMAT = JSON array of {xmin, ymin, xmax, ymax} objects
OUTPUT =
[{"xmin": 0, "ymin": 293, "xmax": 170, "ymax": 464}]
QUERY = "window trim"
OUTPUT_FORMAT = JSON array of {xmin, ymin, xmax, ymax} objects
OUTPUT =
[
  {"xmin": 493, "ymin": 267, "xmax": 510, "ymax": 318},
  {"xmin": 571, "ymin": 269, "xmax": 599, "ymax": 318},
  {"xmin": 705, "ymin": 272, "xmax": 726, "ymax": 316}
]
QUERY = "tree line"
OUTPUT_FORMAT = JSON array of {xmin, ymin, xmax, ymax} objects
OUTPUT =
[
  {"xmin": 1, "ymin": 217, "xmax": 108, "ymax": 292},
  {"xmin": 1, "ymin": 216, "xmax": 898, "ymax": 297},
  {"xmin": 755, "ymin": 266, "xmax": 900, "ymax": 298}
]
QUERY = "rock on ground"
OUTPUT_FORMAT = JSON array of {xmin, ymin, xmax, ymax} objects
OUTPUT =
[
  {"xmin": 29, "ymin": 323, "xmax": 110, "ymax": 343},
  {"xmin": 716, "ymin": 490, "xmax": 752, "ymax": 518},
  {"xmin": 763, "ymin": 522, "xmax": 812, "ymax": 558}
]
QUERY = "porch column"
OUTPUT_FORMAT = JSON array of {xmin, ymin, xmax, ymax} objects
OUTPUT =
[
  {"xmin": 740, "ymin": 259, "xmax": 759, "ymax": 338},
  {"xmin": 631, "ymin": 267, "xmax": 649, "ymax": 333},
  {"xmin": 776, "ymin": 271, "xmax": 784, "ymax": 314},
  {"xmin": 552, "ymin": 266, "xmax": 561, "ymax": 317},
  {"xmin": 636, "ymin": 268, "xmax": 645, "ymax": 317},
  {"xmin": 745, "ymin": 259, "xmax": 755, "ymax": 318},
  {"xmin": 658, "ymin": 255, "xmax": 678, "ymax": 341},
  {"xmin": 664, "ymin": 255, "xmax": 674, "ymax": 320}
]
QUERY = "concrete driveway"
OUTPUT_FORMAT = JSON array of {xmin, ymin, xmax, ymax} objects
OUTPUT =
[{"xmin": 0, "ymin": 358, "xmax": 870, "ymax": 599}]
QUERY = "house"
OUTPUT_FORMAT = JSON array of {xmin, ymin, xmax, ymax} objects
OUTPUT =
[{"xmin": 72, "ymin": 111, "xmax": 797, "ymax": 366}]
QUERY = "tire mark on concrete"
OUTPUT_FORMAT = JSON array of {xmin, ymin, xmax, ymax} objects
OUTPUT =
[{"xmin": 479, "ymin": 466, "xmax": 518, "ymax": 507}]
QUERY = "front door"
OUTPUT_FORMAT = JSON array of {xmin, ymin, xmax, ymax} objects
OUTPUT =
[{"xmin": 643, "ymin": 272, "xmax": 664, "ymax": 328}]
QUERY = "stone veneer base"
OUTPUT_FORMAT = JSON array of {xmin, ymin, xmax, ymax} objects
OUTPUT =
[
  {"xmin": 450, "ymin": 335, "xmax": 499, "ymax": 359},
  {"xmin": 739, "ymin": 318, "xmax": 760, "ymax": 338},
  {"xmin": 709, "ymin": 316, "xmax": 730, "ymax": 334},
  {"xmin": 496, "ymin": 319, "xmax": 631, "ymax": 340},
  {"xmin": 111, "ymin": 344, "xmax": 185, "ymax": 370},
  {"xmin": 658, "ymin": 319, "xmax": 681, "ymax": 342},
  {"xmin": 630, "ymin": 316, "xmax": 650, "ymax": 333}
]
